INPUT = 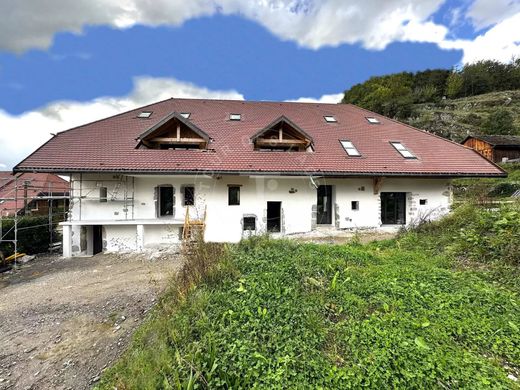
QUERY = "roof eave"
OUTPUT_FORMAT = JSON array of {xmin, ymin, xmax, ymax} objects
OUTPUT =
[{"xmin": 12, "ymin": 166, "xmax": 508, "ymax": 178}]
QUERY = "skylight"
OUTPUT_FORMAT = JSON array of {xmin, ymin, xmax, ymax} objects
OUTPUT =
[
  {"xmin": 391, "ymin": 142, "xmax": 416, "ymax": 159},
  {"xmin": 366, "ymin": 117, "xmax": 380, "ymax": 124},
  {"xmin": 229, "ymin": 113, "xmax": 241, "ymax": 121},
  {"xmin": 324, "ymin": 115, "xmax": 337, "ymax": 123},
  {"xmin": 340, "ymin": 140, "xmax": 361, "ymax": 157},
  {"xmin": 137, "ymin": 111, "xmax": 153, "ymax": 118},
  {"xmin": 180, "ymin": 112, "xmax": 191, "ymax": 119}
]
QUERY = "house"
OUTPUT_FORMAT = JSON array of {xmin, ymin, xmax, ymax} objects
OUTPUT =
[
  {"xmin": 462, "ymin": 135, "xmax": 520, "ymax": 163},
  {"xmin": 0, "ymin": 172, "xmax": 69, "ymax": 218},
  {"xmin": 13, "ymin": 98, "xmax": 505, "ymax": 257}
]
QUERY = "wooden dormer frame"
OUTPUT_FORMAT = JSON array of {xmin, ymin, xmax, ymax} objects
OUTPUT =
[
  {"xmin": 136, "ymin": 112, "xmax": 210, "ymax": 149},
  {"xmin": 251, "ymin": 116, "xmax": 313, "ymax": 151}
]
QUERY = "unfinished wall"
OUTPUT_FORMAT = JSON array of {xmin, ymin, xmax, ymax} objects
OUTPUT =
[{"xmin": 64, "ymin": 173, "xmax": 452, "ymax": 254}]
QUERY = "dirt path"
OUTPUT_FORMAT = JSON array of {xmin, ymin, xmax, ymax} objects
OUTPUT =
[{"xmin": 0, "ymin": 252, "xmax": 182, "ymax": 390}]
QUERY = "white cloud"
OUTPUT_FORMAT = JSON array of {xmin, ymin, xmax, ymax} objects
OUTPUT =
[
  {"xmin": 286, "ymin": 92, "xmax": 343, "ymax": 103},
  {"xmin": 0, "ymin": 77, "xmax": 244, "ymax": 170},
  {"xmin": 440, "ymin": 12, "xmax": 520, "ymax": 63},
  {"xmin": 0, "ymin": 0, "xmax": 447, "ymax": 52},
  {"xmin": 466, "ymin": 0, "xmax": 520, "ymax": 29},
  {"xmin": 2, "ymin": 1, "xmax": 519, "ymax": 63}
]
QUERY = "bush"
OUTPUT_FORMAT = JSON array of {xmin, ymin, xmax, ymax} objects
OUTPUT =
[
  {"xmin": 482, "ymin": 108, "xmax": 518, "ymax": 135},
  {"xmin": 0, "ymin": 216, "xmax": 59, "ymax": 256},
  {"xmin": 401, "ymin": 202, "xmax": 520, "ymax": 265}
]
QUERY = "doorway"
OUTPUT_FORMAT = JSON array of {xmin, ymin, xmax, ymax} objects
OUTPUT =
[
  {"xmin": 93, "ymin": 225, "xmax": 103, "ymax": 255},
  {"xmin": 317, "ymin": 185, "xmax": 332, "ymax": 225},
  {"xmin": 267, "ymin": 202, "xmax": 281, "ymax": 232},
  {"xmin": 381, "ymin": 192, "xmax": 406, "ymax": 225}
]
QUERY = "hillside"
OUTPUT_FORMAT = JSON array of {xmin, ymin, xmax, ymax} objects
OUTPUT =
[{"xmin": 405, "ymin": 90, "xmax": 520, "ymax": 141}]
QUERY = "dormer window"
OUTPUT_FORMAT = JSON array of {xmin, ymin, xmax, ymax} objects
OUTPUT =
[
  {"xmin": 390, "ymin": 142, "xmax": 416, "ymax": 159},
  {"xmin": 251, "ymin": 116, "xmax": 313, "ymax": 152},
  {"xmin": 324, "ymin": 115, "xmax": 337, "ymax": 123},
  {"xmin": 137, "ymin": 111, "xmax": 153, "ymax": 118},
  {"xmin": 366, "ymin": 117, "xmax": 380, "ymax": 124},
  {"xmin": 180, "ymin": 112, "xmax": 191, "ymax": 119},
  {"xmin": 340, "ymin": 140, "xmax": 361, "ymax": 156},
  {"xmin": 136, "ymin": 112, "xmax": 210, "ymax": 150},
  {"xmin": 229, "ymin": 113, "xmax": 241, "ymax": 121}
]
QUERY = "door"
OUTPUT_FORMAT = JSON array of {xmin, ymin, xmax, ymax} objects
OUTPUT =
[
  {"xmin": 317, "ymin": 185, "xmax": 332, "ymax": 225},
  {"xmin": 381, "ymin": 192, "xmax": 406, "ymax": 225},
  {"xmin": 267, "ymin": 202, "xmax": 281, "ymax": 232},
  {"xmin": 93, "ymin": 225, "xmax": 103, "ymax": 255}
]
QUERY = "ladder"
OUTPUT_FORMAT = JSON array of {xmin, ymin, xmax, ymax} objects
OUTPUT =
[{"xmin": 182, "ymin": 205, "xmax": 207, "ymax": 241}]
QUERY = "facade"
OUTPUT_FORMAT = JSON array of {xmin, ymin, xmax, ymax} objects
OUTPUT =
[
  {"xmin": 13, "ymin": 98, "xmax": 505, "ymax": 257},
  {"xmin": 462, "ymin": 135, "xmax": 520, "ymax": 163}
]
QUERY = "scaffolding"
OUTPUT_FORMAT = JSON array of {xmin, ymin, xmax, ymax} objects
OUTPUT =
[
  {"xmin": 0, "ymin": 174, "xmax": 70, "ymax": 266},
  {"xmin": 68, "ymin": 174, "xmax": 135, "ymax": 221}
]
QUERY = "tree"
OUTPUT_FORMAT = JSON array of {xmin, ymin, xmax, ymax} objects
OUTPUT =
[
  {"xmin": 482, "ymin": 108, "xmax": 518, "ymax": 135},
  {"xmin": 446, "ymin": 72, "xmax": 463, "ymax": 98}
]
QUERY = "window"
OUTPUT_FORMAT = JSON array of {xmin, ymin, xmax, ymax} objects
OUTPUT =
[
  {"xmin": 137, "ymin": 111, "xmax": 153, "ymax": 118},
  {"xmin": 229, "ymin": 113, "xmax": 241, "ymax": 121},
  {"xmin": 324, "ymin": 115, "xmax": 337, "ymax": 123},
  {"xmin": 340, "ymin": 140, "xmax": 361, "ymax": 157},
  {"xmin": 183, "ymin": 186, "xmax": 195, "ymax": 206},
  {"xmin": 159, "ymin": 186, "xmax": 174, "ymax": 216},
  {"xmin": 419, "ymin": 199, "xmax": 427, "ymax": 205},
  {"xmin": 366, "ymin": 117, "xmax": 380, "ymax": 124},
  {"xmin": 390, "ymin": 142, "xmax": 416, "ymax": 159},
  {"xmin": 243, "ymin": 216, "xmax": 256, "ymax": 231},
  {"xmin": 351, "ymin": 201, "xmax": 359, "ymax": 210},
  {"xmin": 228, "ymin": 186, "xmax": 240, "ymax": 206},
  {"xmin": 180, "ymin": 112, "xmax": 191, "ymax": 119},
  {"xmin": 99, "ymin": 187, "xmax": 108, "ymax": 203}
]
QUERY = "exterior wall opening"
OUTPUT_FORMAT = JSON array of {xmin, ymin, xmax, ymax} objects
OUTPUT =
[
  {"xmin": 93, "ymin": 225, "xmax": 103, "ymax": 255},
  {"xmin": 159, "ymin": 186, "xmax": 174, "ymax": 216},
  {"xmin": 317, "ymin": 185, "xmax": 332, "ymax": 225},
  {"xmin": 267, "ymin": 201, "xmax": 281, "ymax": 232},
  {"xmin": 381, "ymin": 192, "xmax": 406, "ymax": 225}
]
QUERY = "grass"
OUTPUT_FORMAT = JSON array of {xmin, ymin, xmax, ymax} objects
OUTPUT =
[
  {"xmin": 97, "ymin": 205, "xmax": 520, "ymax": 389},
  {"xmin": 453, "ymin": 163, "xmax": 520, "ymax": 201}
]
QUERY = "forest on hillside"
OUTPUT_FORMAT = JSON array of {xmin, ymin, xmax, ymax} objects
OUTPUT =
[{"xmin": 342, "ymin": 60, "xmax": 520, "ymax": 137}]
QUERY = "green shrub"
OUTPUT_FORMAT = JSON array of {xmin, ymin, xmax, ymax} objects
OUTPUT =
[
  {"xmin": 0, "ymin": 216, "xmax": 59, "ymax": 255},
  {"xmin": 98, "ymin": 235, "xmax": 520, "ymax": 389}
]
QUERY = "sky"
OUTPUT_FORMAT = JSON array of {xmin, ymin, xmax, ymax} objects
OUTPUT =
[{"xmin": 1, "ymin": 0, "xmax": 520, "ymax": 169}]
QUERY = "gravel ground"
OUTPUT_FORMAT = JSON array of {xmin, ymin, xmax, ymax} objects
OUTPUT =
[{"xmin": 0, "ymin": 251, "xmax": 182, "ymax": 390}]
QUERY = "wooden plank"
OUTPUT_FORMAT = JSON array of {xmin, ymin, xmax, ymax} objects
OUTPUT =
[
  {"xmin": 256, "ymin": 138, "xmax": 307, "ymax": 146},
  {"xmin": 373, "ymin": 177, "xmax": 384, "ymax": 195},
  {"xmin": 150, "ymin": 137, "xmax": 206, "ymax": 144}
]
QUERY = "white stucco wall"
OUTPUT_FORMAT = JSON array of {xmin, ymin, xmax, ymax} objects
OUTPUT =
[{"xmin": 64, "ymin": 173, "xmax": 452, "ymax": 255}]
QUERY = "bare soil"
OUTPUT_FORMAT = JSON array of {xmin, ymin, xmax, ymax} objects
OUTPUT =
[{"xmin": 0, "ymin": 252, "xmax": 182, "ymax": 390}]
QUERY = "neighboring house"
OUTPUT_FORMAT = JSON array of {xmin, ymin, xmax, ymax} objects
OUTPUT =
[
  {"xmin": 0, "ymin": 172, "xmax": 69, "ymax": 218},
  {"xmin": 14, "ymin": 98, "xmax": 505, "ymax": 257},
  {"xmin": 462, "ymin": 135, "xmax": 520, "ymax": 163}
]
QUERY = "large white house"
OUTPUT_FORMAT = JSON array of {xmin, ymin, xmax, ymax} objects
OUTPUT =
[{"xmin": 14, "ymin": 98, "xmax": 505, "ymax": 256}]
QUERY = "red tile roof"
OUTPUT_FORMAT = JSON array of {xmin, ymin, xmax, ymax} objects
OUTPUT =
[{"xmin": 14, "ymin": 98, "xmax": 505, "ymax": 177}]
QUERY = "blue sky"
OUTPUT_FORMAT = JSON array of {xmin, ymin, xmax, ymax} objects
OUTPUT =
[{"xmin": 1, "ymin": 0, "xmax": 519, "ymax": 168}]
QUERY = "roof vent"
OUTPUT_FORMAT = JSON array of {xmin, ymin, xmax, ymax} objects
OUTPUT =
[
  {"xmin": 137, "ymin": 111, "xmax": 153, "ymax": 118},
  {"xmin": 229, "ymin": 113, "xmax": 241, "ymax": 121},
  {"xmin": 324, "ymin": 115, "xmax": 337, "ymax": 123},
  {"xmin": 366, "ymin": 117, "xmax": 380, "ymax": 124}
]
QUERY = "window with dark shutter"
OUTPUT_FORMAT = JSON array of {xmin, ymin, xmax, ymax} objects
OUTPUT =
[
  {"xmin": 228, "ymin": 186, "xmax": 240, "ymax": 205},
  {"xmin": 159, "ymin": 186, "xmax": 174, "ymax": 216},
  {"xmin": 243, "ymin": 217, "xmax": 256, "ymax": 231},
  {"xmin": 184, "ymin": 186, "xmax": 195, "ymax": 206}
]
